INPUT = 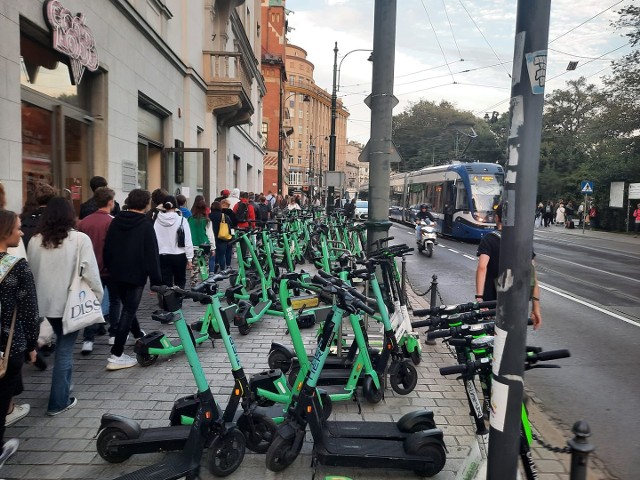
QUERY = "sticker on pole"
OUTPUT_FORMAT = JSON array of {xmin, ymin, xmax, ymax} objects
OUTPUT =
[
  {"xmin": 580, "ymin": 181, "xmax": 594, "ymax": 194},
  {"xmin": 525, "ymin": 50, "xmax": 547, "ymax": 94}
]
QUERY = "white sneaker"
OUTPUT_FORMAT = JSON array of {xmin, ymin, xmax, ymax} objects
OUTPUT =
[
  {"xmin": 0, "ymin": 438, "xmax": 19, "ymax": 468},
  {"xmin": 81, "ymin": 341, "xmax": 93, "ymax": 355},
  {"xmin": 5, "ymin": 404, "xmax": 30, "ymax": 427},
  {"xmin": 106, "ymin": 353, "xmax": 137, "ymax": 370}
]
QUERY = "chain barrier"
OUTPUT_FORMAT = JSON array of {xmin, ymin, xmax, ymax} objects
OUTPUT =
[{"xmin": 532, "ymin": 431, "xmax": 571, "ymax": 454}]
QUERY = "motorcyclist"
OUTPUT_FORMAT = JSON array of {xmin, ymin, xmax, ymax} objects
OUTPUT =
[{"xmin": 415, "ymin": 204, "xmax": 435, "ymax": 242}]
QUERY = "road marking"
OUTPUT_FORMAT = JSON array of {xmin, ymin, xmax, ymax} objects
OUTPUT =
[
  {"xmin": 539, "ymin": 283, "xmax": 640, "ymax": 327},
  {"xmin": 463, "ymin": 254, "xmax": 477, "ymax": 261},
  {"xmin": 448, "ymin": 249, "xmax": 460, "ymax": 254},
  {"xmin": 537, "ymin": 253, "xmax": 640, "ymax": 284}
]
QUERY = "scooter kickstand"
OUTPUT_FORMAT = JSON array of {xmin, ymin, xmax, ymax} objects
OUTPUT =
[{"xmin": 352, "ymin": 390, "xmax": 362, "ymax": 415}]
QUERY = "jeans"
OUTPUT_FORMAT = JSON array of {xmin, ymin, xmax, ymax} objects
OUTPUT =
[
  {"xmin": 109, "ymin": 283, "xmax": 145, "ymax": 357},
  {"xmin": 415, "ymin": 224, "xmax": 422, "ymax": 242},
  {"xmin": 83, "ymin": 279, "xmax": 121, "ymax": 341},
  {"xmin": 225, "ymin": 241, "xmax": 233, "ymax": 268},
  {"xmin": 0, "ymin": 354, "xmax": 24, "ymax": 446},
  {"xmin": 47, "ymin": 318, "xmax": 78, "ymax": 412},
  {"xmin": 159, "ymin": 254, "xmax": 187, "ymax": 289},
  {"xmin": 208, "ymin": 253, "xmax": 216, "ymax": 274},
  {"xmin": 216, "ymin": 241, "xmax": 229, "ymax": 271}
]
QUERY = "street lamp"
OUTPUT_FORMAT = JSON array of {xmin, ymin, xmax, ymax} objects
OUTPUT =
[
  {"xmin": 309, "ymin": 134, "xmax": 328, "ymax": 200},
  {"xmin": 278, "ymin": 90, "xmax": 309, "ymax": 195},
  {"xmin": 327, "ymin": 43, "xmax": 373, "ymax": 213}
]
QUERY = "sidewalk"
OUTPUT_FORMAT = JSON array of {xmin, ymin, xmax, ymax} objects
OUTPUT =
[
  {"xmin": 2, "ymin": 278, "xmax": 613, "ymax": 480},
  {"xmin": 536, "ymin": 222, "xmax": 640, "ymax": 247}
]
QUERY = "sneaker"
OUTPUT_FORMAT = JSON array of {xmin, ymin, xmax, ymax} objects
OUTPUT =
[
  {"xmin": 81, "ymin": 341, "xmax": 93, "ymax": 355},
  {"xmin": 0, "ymin": 438, "xmax": 19, "ymax": 468},
  {"xmin": 46, "ymin": 397, "xmax": 77, "ymax": 416},
  {"xmin": 5, "ymin": 404, "xmax": 30, "ymax": 427},
  {"xmin": 134, "ymin": 330, "xmax": 146, "ymax": 340},
  {"xmin": 106, "ymin": 353, "xmax": 137, "ymax": 371}
]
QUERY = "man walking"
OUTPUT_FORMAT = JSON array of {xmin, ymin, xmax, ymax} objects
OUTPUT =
[{"xmin": 79, "ymin": 176, "xmax": 121, "ymax": 219}]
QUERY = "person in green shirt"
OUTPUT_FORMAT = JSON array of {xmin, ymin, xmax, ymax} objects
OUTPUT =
[{"xmin": 187, "ymin": 198, "xmax": 215, "ymax": 274}]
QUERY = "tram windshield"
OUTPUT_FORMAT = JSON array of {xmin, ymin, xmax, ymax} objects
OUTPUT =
[{"xmin": 470, "ymin": 174, "xmax": 503, "ymax": 215}]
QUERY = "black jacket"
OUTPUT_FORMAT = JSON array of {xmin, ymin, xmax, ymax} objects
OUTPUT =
[
  {"xmin": 103, "ymin": 211, "xmax": 162, "ymax": 286},
  {"xmin": 20, "ymin": 206, "xmax": 46, "ymax": 248},
  {"xmin": 79, "ymin": 198, "xmax": 121, "ymax": 220},
  {"xmin": 209, "ymin": 210, "xmax": 231, "ymax": 242}
]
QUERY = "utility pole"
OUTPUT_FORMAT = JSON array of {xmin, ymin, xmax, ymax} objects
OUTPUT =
[
  {"xmin": 487, "ymin": 1, "xmax": 551, "ymax": 478},
  {"xmin": 365, "ymin": 0, "xmax": 397, "ymax": 252},
  {"xmin": 327, "ymin": 42, "xmax": 339, "ymax": 213},
  {"xmin": 276, "ymin": 65, "xmax": 284, "ymax": 196}
]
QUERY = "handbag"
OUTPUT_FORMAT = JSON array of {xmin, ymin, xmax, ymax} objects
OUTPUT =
[
  {"xmin": 61, "ymin": 237, "xmax": 105, "ymax": 335},
  {"xmin": 218, "ymin": 214, "xmax": 232, "ymax": 241},
  {"xmin": 176, "ymin": 215, "xmax": 186, "ymax": 248},
  {"xmin": 0, "ymin": 254, "xmax": 20, "ymax": 379}
]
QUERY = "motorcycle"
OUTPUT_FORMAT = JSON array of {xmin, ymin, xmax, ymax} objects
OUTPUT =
[{"xmin": 416, "ymin": 220, "xmax": 437, "ymax": 257}]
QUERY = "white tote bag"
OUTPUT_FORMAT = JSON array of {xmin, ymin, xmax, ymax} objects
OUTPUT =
[{"xmin": 62, "ymin": 238, "xmax": 105, "ymax": 334}]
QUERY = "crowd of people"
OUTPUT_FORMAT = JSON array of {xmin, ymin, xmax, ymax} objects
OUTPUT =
[
  {"xmin": 534, "ymin": 199, "xmax": 598, "ymax": 230},
  {"xmin": 0, "ymin": 177, "xmax": 318, "ymax": 470}
]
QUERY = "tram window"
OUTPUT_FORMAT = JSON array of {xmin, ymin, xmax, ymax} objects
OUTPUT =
[{"xmin": 455, "ymin": 182, "xmax": 468, "ymax": 210}]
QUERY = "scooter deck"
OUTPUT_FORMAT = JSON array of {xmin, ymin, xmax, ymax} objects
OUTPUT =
[
  {"xmin": 113, "ymin": 454, "xmax": 197, "ymax": 480},
  {"xmin": 325, "ymin": 421, "xmax": 420, "ymax": 440},
  {"xmin": 112, "ymin": 425, "xmax": 192, "ymax": 455}
]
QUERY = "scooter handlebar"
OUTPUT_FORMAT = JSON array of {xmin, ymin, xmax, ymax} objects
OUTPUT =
[{"xmin": 150, "ymin": 285, "xmax": 212, "ymax": 304}]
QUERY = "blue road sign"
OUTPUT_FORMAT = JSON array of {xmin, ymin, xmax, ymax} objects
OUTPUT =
[{"xmin": 581, "ymin": 181, "xmax": 594, "ymax": 194}]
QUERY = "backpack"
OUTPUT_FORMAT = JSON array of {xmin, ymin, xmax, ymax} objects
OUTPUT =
[
  {"xmin": 235, "ymin": 201, "xmax": 248, "ymax": 223},
  {"xmin": 258, "ymin": 203, "xmax": 269, "ymax": 223},
  {"xmin": 545, "ymin": 205, "xmax": 551, "ymax": 213}
]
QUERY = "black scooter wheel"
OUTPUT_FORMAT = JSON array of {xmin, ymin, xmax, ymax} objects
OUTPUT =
[
  {"xmin": 389, "ymin": 359, "xmax": 418, "ymax": 395},
  {"xmin": 287, "ymin": 364, "xmax": 301, "ymax": 388},
  {"xmin": 265, "ymin": 431, "xmax": 303, "ymax": 472},
  {"xmin": 411, "ymin": 443, "xmax": 446, "ymax": 477},
  {"xmin": 207, "ymin": 429, "xmax": 246, "ymax": 477},
  {"xmin": 319, "ymin": 391, "xmax": 333, "ymax": 421},
  {"xmin": 402, "ymin": 345, "xmax": 421, "ymax": 365},
  {"xmin": 136, "ymin": 353, "xmax": 158, "ymax": 367},
  {"xmin": 237, "ymin": 412, "xmax": 277, "ymax": 454},
  {"xmin": 238, "ymin": 323, "xmax": 251, "ymax": 336},
  {"xmin": 267, "ymin": 349, "xmax": 292, "ymax": 372},
  {"xmin": 96, "ymin": 427, "xmax": 133, "ymax": 463},
  {"xmin": 362, "ymin": 375, "xmax": 384, "ymax": 404}
]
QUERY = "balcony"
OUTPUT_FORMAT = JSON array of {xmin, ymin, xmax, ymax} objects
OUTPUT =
[{"xmin": 203, "ymin": 51, "xmax": 254, "ymax": 127}]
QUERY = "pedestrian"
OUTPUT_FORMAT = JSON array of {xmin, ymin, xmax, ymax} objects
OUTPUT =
[
  {"xmin": 227, "ymin": 188, "xmax": 241, "ymax": 210},
  {"xmin": 213, "ymin": 189, "xmax": 230, "ymax": 203},
  {"xmin": 219, "ymin": 198, "xmax": 236, "ymax": 268},
  {"xmin": 79, "ymin": 176, "xmax": 121, "ymax": 219},
  {"xmin": 233, "ymin": 192, "xmax": 256, "ymax": 229},
  {"xmin": 475, "ymin": 202, "xmax": 541, "ymax": 329},
  {"xmin": 633, "ymin": 203, "xmax": 640, "ymax": 237},
  {"xmin": 535, "ymin": 202, "xmax": 544, "ymax": 228},
  {"xmin": 27, "ymin": 197, "xmax": 103, "ymax": 414},
  {"xmin": 287, "ymin": 196, "xmax": 301, "ymax": 211},
  {"xmin": 188, "ymin": 198, "xmax": 215, "ymax": 274},
  {"xmin": 77, "ymin": 187, "xmax": 119, "ymax": 355},
  {"xmin": 0, "ymin": 210, "xmax": 39, "ymax": 468},
  {"xmin": 154, "ymin": 196, "xmax": 194, "ymax": 289},
  {"xmin": 588, "ymin": 203, "xmax": 598, "ymax": 229},
  {"xmin": 256, "ymin": 195, "xmax": 270, "ymax": 228},
  {"xmin": 555, "ymin": 203, "xmax": 566, "ymax": 226},
  {"xmin": 543, "ymin": 201, "xmax": 553, "ymax": 227},
  {"xmin": 415, "ymin": 204, "xmax": 436, "ymax": 242},
  {"xmin": 103, "ymin": 189, "xmax": 162, "ymax": 370},
  {"xmin": 344, "ymin": 198, "xmax": 356, "ymax": 219},
  {"xmin": 209, "ymin": 201, "xmax": 231, "ymax": 272},
  {"xmin": 19, "ymin": 184, "xmax": 57, "ymax": 248},
  {"xmin": 265, "ymin": 190, "xmax": 276, "ymax": 209},
  {"xmin": 176, "ymin": 194, "xmax": 192, "ymax": 219},
  {"xmin": 565, "ymin": 201, "xmax": 575, "ymax": 228}
]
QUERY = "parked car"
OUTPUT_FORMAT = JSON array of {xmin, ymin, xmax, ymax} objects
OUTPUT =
[{"xmin": 354, "ymin": 200, "xmax": 369, "ymax": 221}]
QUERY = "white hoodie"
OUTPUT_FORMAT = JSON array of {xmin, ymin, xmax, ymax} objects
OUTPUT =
[
  {"xmin": 154, "ymin": 211, "xmax": 194, "ymax": 260},
  {"xmin": 227, "ymin": 188, "xmax": 240, "ymax": 210}
]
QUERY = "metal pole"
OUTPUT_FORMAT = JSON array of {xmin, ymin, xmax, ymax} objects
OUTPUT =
[
  {"xmin": 277, "ymin": 66, "xmax": 284, "ymax": 196},
  {"xmin": 430, "ymin": 274, "xmax": 438, "ymax": 309},
  {"xmin": 366, "ymin": 0, "xmax": 396, "ymax": 253},
  {"xmin": 487, "ymin": 1, "xmax": 551, "ymax": 478},
  {"xmin": 568, "ymin": 420, "xmax": 595, "ymax": 480},
  {"xmin": 327, "ymin": 42, "xmax": 339, "ymax": 214},
  {"xmin": 582, "ymin": 194, "xmax": 587, "ymax": 234}
]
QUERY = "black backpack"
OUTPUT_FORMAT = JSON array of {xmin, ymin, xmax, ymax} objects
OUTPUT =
[
  {"xmin": 258, "ymin": 203, "xmax": 269, "ymax": 223},
  {"xmin": 236, "ymin": 202, "xmax": 248, "ymax": 223}
]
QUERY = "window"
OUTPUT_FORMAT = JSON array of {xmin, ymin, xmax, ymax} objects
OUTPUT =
[
  {"xmin": 288, "ymin": 155, "xmax": 294, "ymax": 164},
  {"xmin": 298, "ymin": 140, "xmax": 302, "ymax": 149},
  {"xmin": 298, "ymin": 110, "xmax": 304, "ymax": 118},
  {"xmin": 289, "ymin": 75, "xmax": 295, "ymax": 85},
  {"xmin": 289, "ymin": 99, "xmax": 295, "ymax": 108},
  {"xmin": 297, "ymin": 156, "xmax": 302, "ymax": 165},
  {"xmin": 298, "ymin": 93, "xmax": 305, "ymax": 102}
]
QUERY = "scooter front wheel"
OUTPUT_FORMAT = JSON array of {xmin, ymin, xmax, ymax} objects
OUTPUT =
[
  {"xmin": 265, "ymin": 431, "xmax": 303, "ymax": 472},
  {"xmin": 237, "ymin": 412, "xmax": 277, "ymax": 454},
  {"xmin": 362, "ymin": 375, "xmax": 384, "ymax": 404},
  {"xmin": 426, "ymin": 244, "xmax": 433, "ymax": 258},
  {"xmin": 96, "ymin": 427, "xmax": 133, "ymax": 463},
  {"xmin": 237, "ymin": 323, "xmax": 251, "ymax": 336},
  {"xmin": 207, "ymin": 429, "xmax": 246, "ymax": 477},
  {"xmin": 409, "ymin": 442, "xmax": 446, "ymax": 477},
  {"xmin": 389, "ymin": 359, "xmax": 418, "ymax": 395},
  {"xmin": 136, "ymin": 353, "xmax": 158, "ymax": 367}
]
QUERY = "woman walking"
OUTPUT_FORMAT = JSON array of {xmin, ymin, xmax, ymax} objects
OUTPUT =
[
  {"xmin": 0, "ymin": 210, "xmax": 39, "ymax": 469},
  {"xmin": 27, "ymin": 197, "xmax": 102, "ymax": 415},
  {"xmin": 154, "ymin": 196, "xmax": 194, "ymax": 289},
  {"xmin": 209, "ymin": 201, "xmax": 232, "ymax": 272},
  {"xmin": 188, "ymin": 198, "xmax": 215, "ymax": 274}
]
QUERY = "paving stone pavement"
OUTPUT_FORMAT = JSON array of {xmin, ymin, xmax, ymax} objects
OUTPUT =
[{"xmin": 2, "ymin": 275, "xmax": 612, "ymax": 480}]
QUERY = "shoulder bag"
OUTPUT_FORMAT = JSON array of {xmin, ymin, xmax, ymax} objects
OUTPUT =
[
  {"xmin": 218, "ymin": 214, "xmax": 232, "ymax": 241},
  {"xmin": 0, "ymin": 254, "xmax": 20, "ymax": 378},
  {"xmin": 62, "ymin": 236, "xmax": 105, "ymax": 335}
]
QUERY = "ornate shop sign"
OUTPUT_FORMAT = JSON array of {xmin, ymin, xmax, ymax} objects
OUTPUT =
[{"xmin": 44, "ymin": 0, "xmax": 99, "ymax": 84}]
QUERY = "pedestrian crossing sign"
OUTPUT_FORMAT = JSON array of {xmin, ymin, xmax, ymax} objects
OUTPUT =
[{"xmin": 581, "ymin": 181, "xmax": 594, "ymax": 194}]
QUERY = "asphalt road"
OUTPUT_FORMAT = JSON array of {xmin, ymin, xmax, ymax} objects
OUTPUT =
[{"xmin": 389, "ymin": 222, "xmax": 640, "ymax": 480}]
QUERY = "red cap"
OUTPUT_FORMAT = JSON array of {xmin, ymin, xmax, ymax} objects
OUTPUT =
[{"xmin": 222, "ymin": 189, "xmax": 230, "ymax": 196}]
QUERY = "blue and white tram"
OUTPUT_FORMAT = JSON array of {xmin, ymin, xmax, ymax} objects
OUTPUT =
[{"xmin": 389, "ymin": 162, "xmax": 504, "ymax": 241}]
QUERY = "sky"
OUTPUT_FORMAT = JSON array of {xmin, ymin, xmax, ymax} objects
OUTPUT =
[{"xmin": 285, "ymin": 0, "xmax": 633, "ymax": 144}]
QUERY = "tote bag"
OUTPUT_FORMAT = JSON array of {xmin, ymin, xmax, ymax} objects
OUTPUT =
[
  {"xmin": 218, "ymin": 214, "xmax": 232, "ymax": 241},
  {"xmin": 62, "ymin": 238, "xmax": 104, "ymax": 335}
]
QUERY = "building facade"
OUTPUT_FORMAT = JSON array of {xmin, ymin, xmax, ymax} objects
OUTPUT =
[
  {"xmin": 284, "ymin": 44, "xmax": 348, "ymax": 199},
  {"xmin": 0, "ymin": 0, "xmax": 265, "ymax": 212}
]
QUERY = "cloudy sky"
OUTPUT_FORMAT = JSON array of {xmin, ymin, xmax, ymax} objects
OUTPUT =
[{"xmin": 285, "ymin": 0, "xmax": 633, "ymax": 143}]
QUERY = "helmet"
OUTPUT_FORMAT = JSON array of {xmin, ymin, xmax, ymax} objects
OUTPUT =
[{"xmin": 420, "ymin": 204, "xmax": 428, "ymax": 210}]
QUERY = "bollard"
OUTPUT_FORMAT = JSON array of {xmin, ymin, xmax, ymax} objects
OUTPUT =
[
  {"xmin": 430, "ymin": 274, "xmax": 438, "ymax": 309},
  {"xmin": 567, "ymin": 420, "xmax": 595, "ymax": 480}
]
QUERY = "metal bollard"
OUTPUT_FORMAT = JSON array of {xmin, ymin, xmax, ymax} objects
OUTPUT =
[
  {"xmin": 430, "ymin": 274, "xmax": 438, "ymax": 309},
  {"xmin": 567, "ymin": 420, "xmax": 595, "ymax": 480}
]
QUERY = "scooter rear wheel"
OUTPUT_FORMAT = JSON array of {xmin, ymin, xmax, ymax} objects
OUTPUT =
[
  {"xmin": 136, "ymin": 353, "xmax": 158, "ymax": 367},
  {"xmin": 410, "ymin": 442, "xmax": 446, "ymax": 477},
  {"xmin": 207, "ymin": 429, "xmax": 246, "ymax": 477},
  {"xmin": 265, "ymin": 431, "xmax": 304, "ymax": 472},
  {"xmin": 362, "ymin": 375, "xmax": 384, "ymax": 404},
  {"xmin": 237, "ymin": 412, "xmax": 277, "ymax": 454},
  {"xmin": 267, "ymin": 349, "xmax": 292, "ymax": 372},
  {"xmin": 238, "ymin": 323, "xmax": 251, "ymax": 336},
  {"xmin": 389, "ymin": 359, "xmax": 418, "ymax": 395},
  {"xmin": 96, "ymin": 427, "xmax": 133, "ymax": 463}
]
